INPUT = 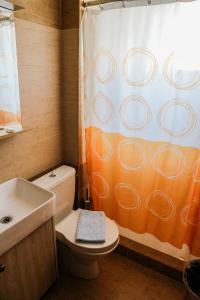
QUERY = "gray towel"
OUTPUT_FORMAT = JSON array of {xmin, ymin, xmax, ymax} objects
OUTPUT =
[{"xmin": 76, "ymin": 210, "xmax": 105, "ymax": 243}]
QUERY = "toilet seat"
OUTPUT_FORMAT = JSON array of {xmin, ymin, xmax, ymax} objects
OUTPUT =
[{"xmin": 55, "ymin": 209, "xmax": 119, "ymax": 255}]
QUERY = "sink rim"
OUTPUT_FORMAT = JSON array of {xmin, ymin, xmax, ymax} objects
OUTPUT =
[
  {"xmin": 0, "ymin": 177, "xmax": 55, "ymax": 255},
  {"xmin": 0, "ymin": 177, "xmax": 56, "ymax": 227},
  {"xmin": 0, "ymin": 178, "xmax": 55, "ymax": 232}
]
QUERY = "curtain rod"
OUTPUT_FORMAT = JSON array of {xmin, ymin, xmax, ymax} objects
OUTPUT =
[
  {"xmin": 83, "ymin": 0, "xmax": 162, "ymax": 7},
  {"xmin": 82, "ymin": 0, "xmax": 194, "ymax": 7}
]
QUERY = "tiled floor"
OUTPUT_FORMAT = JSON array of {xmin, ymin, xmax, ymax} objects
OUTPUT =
[{"xmin": 42, "ymin": 252, "xmax": 188, "ymax": 300}]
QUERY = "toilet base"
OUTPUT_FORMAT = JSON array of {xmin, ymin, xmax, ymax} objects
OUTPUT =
[
  {"xmin": 68, "ymin": 254, "xmax": 99, "ymax": 279},
  {"xmin": 57, "ymin": 240, "xmax": 100, "ymax": 279}
]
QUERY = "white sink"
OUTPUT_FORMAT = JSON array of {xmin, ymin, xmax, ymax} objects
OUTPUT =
[{"xmin": 0, "ymin": 178, "xmax": 55, "ymax": 256}]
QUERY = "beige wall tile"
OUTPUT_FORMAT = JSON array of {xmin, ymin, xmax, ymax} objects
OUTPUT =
[
  {"xmin": 0, "ymin": 140, "xmax": 16, "ymax": 182},
  {"xmin": 10, "ymin": 0, "xmax": 61, "ymax": 29},
  {"xmin": 62, "ymin": 28, "xmax": 80, "ymax": 167},
  {"xmin": 0, "ymin": 7, "xmax": 63, "ymax": 183}
]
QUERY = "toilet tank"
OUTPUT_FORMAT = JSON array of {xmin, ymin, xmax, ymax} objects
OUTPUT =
[{"xmin": 33, "ymin": 165, "xmax": 76, "ymax": 223}]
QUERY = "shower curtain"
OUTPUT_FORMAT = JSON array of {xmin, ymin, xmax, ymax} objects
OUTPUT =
[
  {"xmin": 82, "ymin": 1, "xmax": 200, "ymax": 260},
  {"xmin": 0, "ymin": 14, "xmax": 21, "ymax": 130}
]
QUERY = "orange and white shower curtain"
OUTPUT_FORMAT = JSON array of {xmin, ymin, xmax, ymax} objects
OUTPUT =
[
  {"xmin": 0, "ymin": 13, "xmax": 21, "ymax": 130},
  {"xmin": 82, "ymin": 0, "xmax": 200, "ymax": 260}
]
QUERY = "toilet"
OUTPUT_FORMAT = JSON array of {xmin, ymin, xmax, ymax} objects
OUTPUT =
[{"xmin": 33, "ymin": 165, "xmax": 119, "ymax": 279}]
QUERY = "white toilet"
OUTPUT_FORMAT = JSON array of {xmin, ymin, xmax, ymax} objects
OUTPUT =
[{"xmin": 33, "ymin": 165, "xmax": 119, "ymax": 279}]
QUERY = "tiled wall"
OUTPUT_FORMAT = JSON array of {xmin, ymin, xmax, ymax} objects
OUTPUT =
[
  {"xmin": 62, "ymin": 27, "xmax": 79, "ymax": 167},
  {"xmin": 61, "ymin": 0, "xmax": 80, "ymax": 167},
  {"xmin": 0, "ymin": 0, "xmax": 63, "ymax": 182},
  {"xmin": 0, "ymin": 0, "xmax": 87, "ymax": 203},
  {"xmin": 61, "ymin": 0, "xmax": 88, "ymax": 205}
]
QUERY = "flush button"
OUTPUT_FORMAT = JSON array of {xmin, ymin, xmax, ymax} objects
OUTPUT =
[{"xmin": 49, "ymin": 171, "xmax": 56, "ymax": 178}]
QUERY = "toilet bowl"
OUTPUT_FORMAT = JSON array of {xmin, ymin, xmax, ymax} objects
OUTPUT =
[
  {"xmin": 56, "ymin": 209, "xmax": 119, "ymax": 279},
  {"xmin": 33, "ymin": 165, "xmax": 119, "ymax": 279}
]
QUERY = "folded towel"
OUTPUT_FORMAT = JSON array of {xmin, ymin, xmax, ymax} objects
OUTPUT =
[{"xmin": 76, "ymin": 210, "xmax": 105, "ymax": 243}]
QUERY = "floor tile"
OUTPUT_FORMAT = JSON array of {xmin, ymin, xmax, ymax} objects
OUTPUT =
[{"xmin": 42, "ymin": 252, "xmax": 187, "ymax": 300}]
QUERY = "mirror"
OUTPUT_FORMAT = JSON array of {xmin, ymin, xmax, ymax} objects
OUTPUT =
[{"xmin": 0, "ymin": 7, "xmax": 22, "ymax": 138}]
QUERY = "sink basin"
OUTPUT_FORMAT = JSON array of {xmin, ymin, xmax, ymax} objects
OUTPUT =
[{"xmin": 0, "ymin": 178, "xmax": 55, "ymax": 256}]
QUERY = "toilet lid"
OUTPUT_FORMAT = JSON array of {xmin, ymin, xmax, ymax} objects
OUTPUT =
[{"xmin": 55, "ymin": 209, "xmax": 119, "ymax": 254}]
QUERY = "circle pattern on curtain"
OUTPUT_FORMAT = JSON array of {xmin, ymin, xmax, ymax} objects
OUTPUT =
[
  {"xmin": 152, "ymin": 144, "xmax": 187, "ymax": 179},
  {"xmin": 163, "ymin": 53, "xmax": 200, "ymax": 90},
  {"xmin": 118, "ymin": 139, "xmax": 146, "ymax": 171},
  {"xmin": 158, "ymin": 100, "xmax": 197, "ymax": 137},
  {"xmin": 145, "ymin": 190, "xmax": 176, "ymax": 221},
  {"xmin": 91, "ymin": 131, "xmax": 113, "ymax": 161},
  {"xmin": 123, "ymin": 48, "xmax": 157, "ymax": 86},
  {"xmin": 115, "ymin": 182, "xmax": 141, "ymax": 210},
  {"xmin": 94, "ymin": 49, "xmax": 117, "ymax": 83},
  {"xmin": 119, "ymin": 95, "xmax": 152, "ymax": 130},
  {"xmin": 93, "ymin": 91, "xmax": 114, "ymax": 124},
  {"xmin": 91, "ymin": 172, "xmax": 109, "ymax": 198}
]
